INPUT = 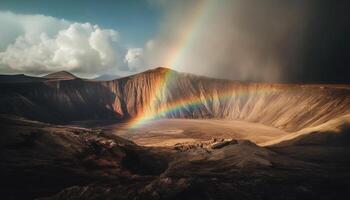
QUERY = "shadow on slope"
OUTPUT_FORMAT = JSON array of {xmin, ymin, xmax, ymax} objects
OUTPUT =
[
  {"xmin": 45, "ymin": 136, "xmax": 350, "ymax": 200},
  {"xmin": 2, "ymin": 113, "xmax": 350, "ymax": 200},
  {"xmin": 0, "ymin": 79, "xmax": 122, "ymax": 123},
  {"xmin": 0, "ymin": 115, "xmax": 168, "ymax": 200},
  {"xmin": 266, "ymin": 114, "xmax": 350, "ymax": 166}
]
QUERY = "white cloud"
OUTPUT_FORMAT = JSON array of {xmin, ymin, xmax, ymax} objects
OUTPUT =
[
  {"xmin": 0, "ymin": 11, "xmax": 138, "ymax": 76},
  {"xmin": 124, "ymin": 48, "xmax": 144, "ymax": 71},
  {"xmin": 0, "ymin": 11, "xmax": 70, "ymax": 51}
]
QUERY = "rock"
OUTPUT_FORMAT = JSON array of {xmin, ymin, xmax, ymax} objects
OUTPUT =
[
  {"xmin": 237, "ymin": 140, "xmax": 256, "ymax": 146},
  {"xmin": 211, "ymin": 140, "xmax": 232, "ymax": 149},
  {"xmin": 229, "ymin": 139, "xmax": 238, "ymax": 145}
]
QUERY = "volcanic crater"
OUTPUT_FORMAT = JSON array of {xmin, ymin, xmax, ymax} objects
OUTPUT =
[{"xmin": 1, "ymin": 67, "xmax": 350, "ymax": 200}]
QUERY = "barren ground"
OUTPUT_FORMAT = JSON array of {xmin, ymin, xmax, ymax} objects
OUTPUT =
[{"xmin": 98, "ymin": 119, "xmax": 290, "ymax": 147}]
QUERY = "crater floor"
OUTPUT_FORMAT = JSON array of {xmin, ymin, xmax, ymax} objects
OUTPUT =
[{"xmin": 97, "ymin": 119, "xmax": 290, "ymax": 147}]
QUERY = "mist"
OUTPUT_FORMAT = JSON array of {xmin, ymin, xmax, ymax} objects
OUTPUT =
[{"xmin": 144, "ymin": 0, "xmax": 350, "ymax": 83}]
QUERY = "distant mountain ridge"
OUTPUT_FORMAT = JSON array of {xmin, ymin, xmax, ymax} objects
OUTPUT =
[
  {"xmin": 43, "ymin": 71, "xmax": 77, "ymax": 80},
  {"xmin": 94, "ymin": 74, "xmax": 120, "ymax": 81},
  {"xmin": 1, "ymin": 67, "xmax": 350, "ymax": 132}
]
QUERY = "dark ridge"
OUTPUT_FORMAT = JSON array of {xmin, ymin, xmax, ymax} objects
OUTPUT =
[{"xmin": 0, "ymin": 74, "xmax": 46, "ymax": 83}]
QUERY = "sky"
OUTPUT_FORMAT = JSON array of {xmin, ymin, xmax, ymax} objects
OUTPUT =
[
  {"xmin": 0, "ymin": 0, "xmax": 349, "ymax": 83},
  {"xmin": 0, "ymin": 0, "xmax": 160, "ymax": 46}
]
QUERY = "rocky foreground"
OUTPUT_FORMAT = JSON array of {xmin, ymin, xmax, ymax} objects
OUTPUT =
[{"xmin": 1, "ymin": 115, "xmax": 350, "ymax": 200}]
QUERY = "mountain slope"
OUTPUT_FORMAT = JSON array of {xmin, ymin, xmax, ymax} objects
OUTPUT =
[
  {"xmin": 1, "ymin": 67, "xmax": 350, "ymax": 131},
  {"xmin": 264, "ymin": 113, "xmax": 350, "ymax": 147},
  {"xmin": 0, "ymin": 114, "xmax": 167, "ymax": 199},
  {"xmin": 115, "ymin": 68, "xmax": 350, "ymax": 131}
]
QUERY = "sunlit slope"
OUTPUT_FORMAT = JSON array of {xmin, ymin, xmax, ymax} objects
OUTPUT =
[
  {"xmin": 114, "ymin": 68, "xmax": 350, "ymax": 131},
  {"xmin": 263, "ymin": 113, "xmax": 350, "ymax": 147},
  {"xmin": 1, "ymin": 67, "xmax": 350, "ymax": 131}
]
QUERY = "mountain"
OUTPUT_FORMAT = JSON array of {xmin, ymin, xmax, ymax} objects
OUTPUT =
[
  {"xmin": 43, "ymin": 71, "xmax": 78, "ymax": 80},
  {"xmin": 1, "ymin": 67, "xmax": 350, "ymax": 131},
  {"xmin": 2, "ymin": 67, "xmax": 350, "ymax": 200},
  {"xmin": 0, "ymin": 74, "xmax": 47, "ymax": 83},
  {"xmin": 93, "ymin": 74, "xmax": 120, "ymax": 81}
]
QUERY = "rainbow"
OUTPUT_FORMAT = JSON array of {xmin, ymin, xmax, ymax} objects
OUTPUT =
[
  {"xmin": 127, "ymin": 84, "xmax": 280, "ymax": 129},
  {"xmin": 126, "ymin": 0, "xmax": 212, "ymax": 128},
  {"xmin": 164, "ymin": 0, "xmax": 212, "ymax": 68},
  {"xmin": 126, "ymin": 0, "xmax": 277, "ymax": 129}
]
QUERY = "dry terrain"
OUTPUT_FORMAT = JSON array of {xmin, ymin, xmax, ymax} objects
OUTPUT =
[
  {"xmin": 99, "ymin": 119, "xmax": 290, "ymax": 146},
  {"xmin": 1, "ymin": 68, "xmax": 350, "ymax": 199},
  {"xmin": 1, "ymin": 114, "xmax": 350, "ymax": 200}
]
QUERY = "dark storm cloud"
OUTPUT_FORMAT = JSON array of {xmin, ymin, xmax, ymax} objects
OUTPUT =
[
  {"xmin": 295, "ymin": 0, "xmax": 350, "ymax": 83},
  {"xmin": 220, "ymin": 0, "xmax": 350, "ymax": 83},
  {"xmin": 147, "ymin": 0, "xmax": 350, "ymax": 83},
  {"xmin": 212, "ymin": 0, "xmax": 312, "ymax": 82}
]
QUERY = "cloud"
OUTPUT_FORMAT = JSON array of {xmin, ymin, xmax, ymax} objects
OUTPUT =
[
  {"xmin": 0, "ymin": 11, "xmax": 70, "ymax": 51},
  {"xmin": 125, "ymin": 48, "xmax": 144, "ymax": 71},
  {"xmin": 0, "ymin": 11, "xmax": 135, "ymax": 76}
]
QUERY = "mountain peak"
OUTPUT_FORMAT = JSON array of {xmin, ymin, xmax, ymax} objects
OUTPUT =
[
  {"xmin": 147, "ymin": 67, "xmax": 177, "ymax": 74},
  {"xmin": 155, "ymin": 66, "xmax": 172, "ymax": 71},
  {"xmin": 44, "ymin": 71, "xmax": 77, "ymax": 80}
]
